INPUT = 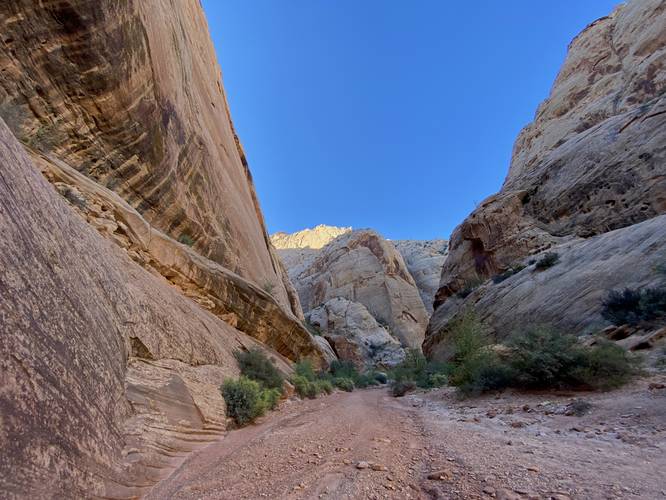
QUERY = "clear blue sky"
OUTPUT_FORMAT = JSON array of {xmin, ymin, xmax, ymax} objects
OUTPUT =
[{"xmin": 201, "ymin": 1, "xmax": 619, "ymax": 240}]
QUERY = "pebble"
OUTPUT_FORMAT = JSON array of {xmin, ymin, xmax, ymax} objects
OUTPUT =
[
  {"xmin": 356, "ymin": 461, "xmax": 370, "ymax": 469},
  {"xmin": 427, "ymin": 469, "xmax": 453, "ymax": 481}
]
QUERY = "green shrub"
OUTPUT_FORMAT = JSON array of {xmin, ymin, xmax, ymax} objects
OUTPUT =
[
  {"xmin": 235, "ymin": 348, "xmax": 284, "ymax": 390},
  {"xmin": 178, "ymin": 234, "xmax": 195, "ymax": 247},
  {"xmin": 452, "ymin": 351, "xmax": 515, "ymax": 397},
  {"xmin": 329, "ymin": 360, "xmax": 359, "ymax": 380},
  {"xmin": 292, "ymin": 374, "xmax": 318, "ymax": 399},
  {"xmin": 315, "ymin": 379, "xmax": 334, "ymax": 395},
  {"xmin": 390, "ymin": 348, "xmax": 451, "ymax": 390},
  {"xmin": 492, "ymin": 264, "xmax": 526, "ymax": 284},
  {"xmin": 534, "ymin": 252, "xmax": 559, "ymax": 270},
  {"xmin": 601, "ymin": 287, "xmax": 666, "ymax": 326},
  {"xmin": 294, "ymin": 359, "xmax": 317, "ymax": 381},
  {"xmin": 261, "ymin": 387, "xmax": 282, "ymax": 410},
  {"xmin": 333, "ymin": 377, "xmax": 355, "ymax": 392},
  {"xmin": 374, "ymin": 372, "xmax": 388, "ymax": 384},
  {"xmin": 507, "ymin": 326, "xmax": 584, "ymax": 389},
  {"xmin": 391, "ymin": 379, "xmax": 416, "ymax": 397},
  {"xmin": 221, "ymin": 377, "xmax": 271, "ymax": 426},
  {"xmin": 571, "ymin": 341, "xmax": 637, "ymax": 390}
]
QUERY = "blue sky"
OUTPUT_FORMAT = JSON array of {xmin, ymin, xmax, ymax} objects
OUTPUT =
[{"xmin": 202, "ymin": 1, "xmax": 620, "ymax": 240}]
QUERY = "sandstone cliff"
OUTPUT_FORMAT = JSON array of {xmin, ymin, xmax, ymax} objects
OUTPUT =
[
  {"xmin": 0, "ymin": 118, "xmax": 298, "ymax": 498},
  {"xmin": 274, "ymin": 226, "xmax": 444, "ymax": 365},
  {"xmin": 426, "ymin": 0, "xmax": 666, "ymax": 358},
  {"xmin": 0, "ymin": 0, "xmax": 301, "ymax": 317},
  {"xmin": 0, "ymin": 1, "xmax": 325, "ymax": 497}
]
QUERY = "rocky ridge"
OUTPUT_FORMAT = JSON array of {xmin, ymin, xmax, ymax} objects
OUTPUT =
[{"xmin": 426, "ymin": 0, "xmax": 666, "ymax": 358}]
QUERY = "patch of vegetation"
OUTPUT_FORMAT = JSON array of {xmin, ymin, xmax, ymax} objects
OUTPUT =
[
  {"xmin": 262, "ymin": 280, "xmax": 275, "ymax": 295},
  {"xmin": 456, "ymin": 276, "xmax": 485, "ymax": 298},
  {"xmin": 333, "ymin": 377, "xmax": 355, "ymax": 392},
  {"xmin": 391, "ymin": 379, "xmax": 416, "ymax": 397},
  {"xmin": 452, "ymin": 325, "xmax": 638, "ymax": 397},
  {"xmin": 492, "ymin": 264, "xmax": 526, "ymax": 284},
  {"xmin": 390, "ymin": 349, "xmax": 451, "ymax": 392},
  {"xmin": 221, "ymin": 377, "xmax": 280, "ymax": 426},
  {"xmin": 566, "ymin": 399, "xmax": 592, "ymax": 417},
  {"xmin": 235, "ymin": 348, "xmax": 284, "ymax": 390},
  {"xmin": 178, "ymin": 233, "xmax": 195, "ymax": 247},
  {"xmin": 601, "ymin": 287, "xmax": 666, "ymax": 326},
  {"xmin": 534, "ymin": 252, "xmax": 559, "ymax": 270}
]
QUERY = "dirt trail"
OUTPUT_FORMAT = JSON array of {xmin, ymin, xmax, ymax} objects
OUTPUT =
[{"xmin": 147, "ymin": 379, "xmax": 666, "ymax": 500}]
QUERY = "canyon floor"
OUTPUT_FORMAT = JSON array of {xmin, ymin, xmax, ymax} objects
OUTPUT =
[{"xmin": 147, "ymin": 377, "xmax": 666, "ymax": 500}]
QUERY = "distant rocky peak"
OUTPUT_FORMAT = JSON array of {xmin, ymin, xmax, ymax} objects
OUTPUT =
[{"xmin": 271, "ymin": 224, "xmax": 352, "ymax": 249}]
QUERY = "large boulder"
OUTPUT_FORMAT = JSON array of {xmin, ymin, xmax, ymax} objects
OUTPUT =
[
  {"xmin": 426, "ymin": 0, "xmax": 666, "ymax": 356},
  {"xmin": 308, "ymin": 298, "xmax": 406, "ymax": 369}
]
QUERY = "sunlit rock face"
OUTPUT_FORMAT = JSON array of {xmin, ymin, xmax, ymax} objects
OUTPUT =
[
  {"xmin": 275, "ymin": 228, "xmax": 432, "ymax": 353},
  {"xmin": 0, "ymin": 0, "xmax": 302, "ymax": 317},
  {"xmin": 425, "ymin": 0, "xmax": 666, "ymax": 359},
  {"xmin": 0, "ymin": 1, "xmax": 327, "ymax": 497}
]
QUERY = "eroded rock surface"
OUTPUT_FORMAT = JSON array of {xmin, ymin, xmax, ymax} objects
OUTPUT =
[
  {"xmin": 426, "ymin": 0, "xmax": 666, "ymax": 356},
  {"xmin": 393, "ymin": 239, "xmax": 448, "ymax": 313},
  {"xmin": 0, "ymin": 119, "xmax": 296, "ymax": 498},
  {"xmin": 0, "ymin": 0, "xmax": 300, "ymax": 315},
  {"xmin": 308, "ymin": 298, "xmax": 406, "ymax": 369},
  {"xmin": 284, "ymin": 229, "xmax": 429, "ymax": 350}
]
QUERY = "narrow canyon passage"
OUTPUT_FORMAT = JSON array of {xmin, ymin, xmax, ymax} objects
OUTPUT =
[{"xmin": 146, "ymin": 381, "xmax": 666, "ymax": 500}]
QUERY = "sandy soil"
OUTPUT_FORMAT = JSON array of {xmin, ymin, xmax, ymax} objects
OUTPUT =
[{"xmin": 146, "ymin": 377, "xmax": 666, "ymax": 500}]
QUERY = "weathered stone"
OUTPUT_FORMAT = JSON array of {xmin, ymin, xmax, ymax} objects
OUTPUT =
[
  {"xmin": 393, "ymin": 239, "xmax": 448, "ymax": 313},
  {"xmin": 287, "ymin": 229, "xmax": 429, "ymax": 349},
  {"xmin": 0, "ymin": 118, "xmax": 295, "ymax": 498},
  {"xmin": 308, "ymin": 298, "xmax": 406, "ymax": 369},
  {"xmin": 426, "ymin": 0, "xmax": 666, "ymax": 356}
]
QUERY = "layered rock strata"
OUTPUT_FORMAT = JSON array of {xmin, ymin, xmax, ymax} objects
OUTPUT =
[{"xmin": 426, "ymin": 0, "xmax": 666, "ymax": 358}]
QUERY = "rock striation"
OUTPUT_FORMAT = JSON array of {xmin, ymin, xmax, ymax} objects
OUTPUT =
[
  {"xmin": 0, "ymin": 118, "xmax": 298, "ymax": 498},
  {"xmin": 0, "ymin": 0, "xmax": 301, "ymax": 317},
  {"xmin": 393, "ymin": 239, "xmax": 448, "ymax": 313},
  {"xmin": 0, "ymin": 1, "xmax": 325, "ymax": 497},
  {"xmin": 426, "ymin": 0, "xmax": 666, "ymax": 359}
]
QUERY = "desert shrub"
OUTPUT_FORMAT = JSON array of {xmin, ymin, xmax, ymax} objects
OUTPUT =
[
  {"xmin": 333, "ymin": 377, "xmax": 355, "ymax": 392},
  {"xmin": 571, "ymin": 341, "xmax": 638, "ymax": 390},
  {"xmin": 391, "ymin": 379, "xmax": 416, "ymax": 397},
  {"xmin": 221, "ymin": 377, "xmax": 271, "ymax": 426},
  {"xmin": 452, "ymin": 352, "xmax": 515, "ymax": 397},
  {"xmin": 534, "ymin": 252, "xmax": 559, "ymax": 270},
  {"xmin": 292, "ymin": 374, "xmax": 318, "ymax": 399},
  {"xmin": 294, "ymin": 359, "xmax": 317, "ymax": 381},
  {"xmin": 390, "ymin": 348, "xmax": 451, "ymax": 391},
  {"xmin": 492, "ymin": 264, "xmax": 526, "ymax": 284},
  {"xmin": 374, "ymin": 372, "xmax": 388, "ymax": 384},
  {"xmin": 457, "ymin": 276, "xmax": 484, "ymax": 298},
  {"xmin": 315, "ymin": 379, "xmax": 334, "ymax": 395},
  {"xmin": 507, "ymin": 326, "xmax": 585, "ymax": 389},
  {"xmin": 601, "ymin": 287, "xmax": 666, "ymax": 326},
  {"xmin": 354, "ymin": 372, "xmax": 379, "ymax": 388},
  {"xmin": 329, "ymin": 360, "xmax": 359, "ymax": 380},
  {"xmin": 235, "ymin": 348, "xmax": 284, "ymax": 390},
  {"xmin": 178, "ymin": 234, "xmax": 195, "ymax": 247},
  {"xmin": 261, "ymin": 387, "xmax": 282, "ymax": 410}
]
